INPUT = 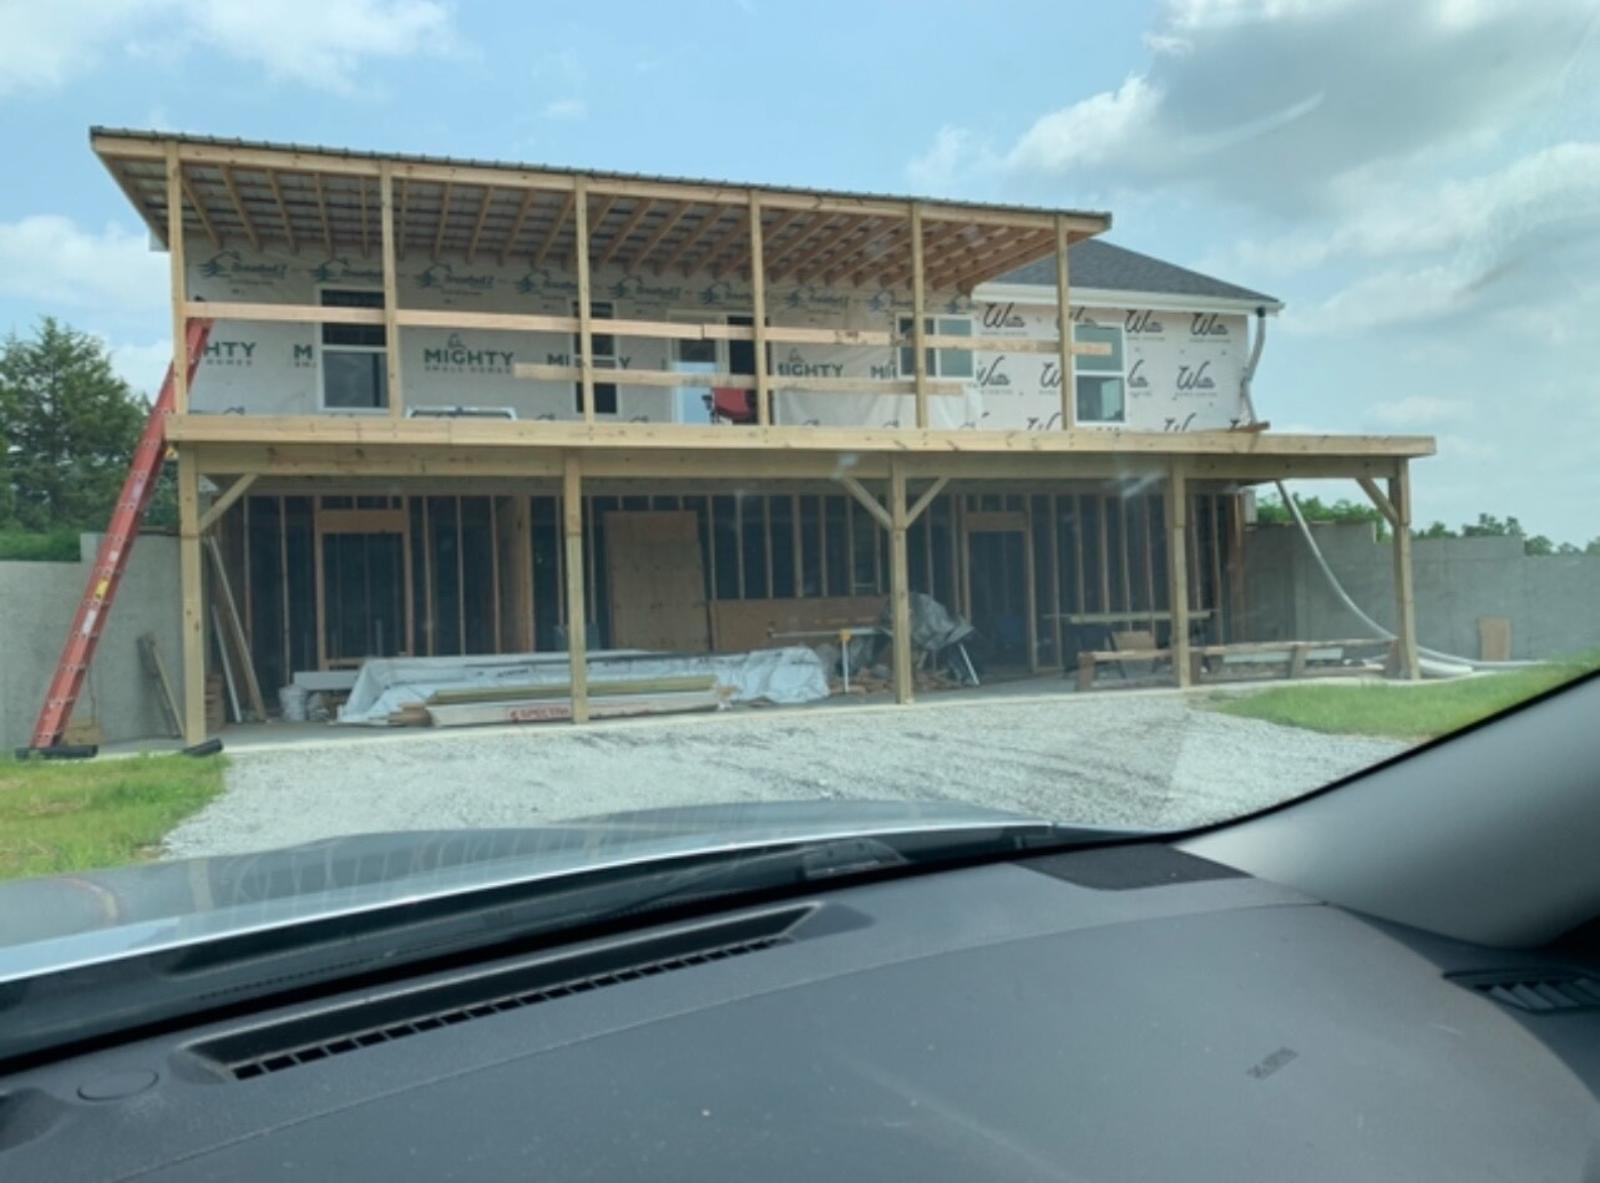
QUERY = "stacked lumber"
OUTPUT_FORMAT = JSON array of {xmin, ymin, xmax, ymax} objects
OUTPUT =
[{"xmin": 418, "ymin": 675, "xmax": 727, "ymax": 729}]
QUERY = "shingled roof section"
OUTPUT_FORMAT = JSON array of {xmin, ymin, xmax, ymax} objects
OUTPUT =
[{"xmin": 998, "ymin": 238, "xmax": 1279, "ymax": 309}]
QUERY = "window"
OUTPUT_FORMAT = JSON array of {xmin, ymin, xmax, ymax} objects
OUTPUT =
[
  {"xmin": 320, "ymin": 289, "xmax": 387, "ymax": 409},
  {"xmin": 1073, "ymin": 322, "xmax": 1126, "ymax": 424},
  {"xmin": 573, "ymin": 300, "xmax": 618, "ymax": 415},
  {"xmin": 897, "ymin": 316, "xmax": 973, "ymax": 379}
]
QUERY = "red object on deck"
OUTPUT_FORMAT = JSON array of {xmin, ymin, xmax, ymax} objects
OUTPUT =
[
  {"xmin": 26, "ymin": 319, "xmax": 212, "ymax": 752},
  {"xmin": 711, "ymin": 386, "xmax": 757, "ymax": 423}
]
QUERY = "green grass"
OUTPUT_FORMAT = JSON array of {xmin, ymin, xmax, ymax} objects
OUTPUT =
[
  {"xmin": 0, "ymin": 755, "xmax": 224, "ymax": 881},
  {"xmin": 0, "ymin": 528, "xmax": 82, "ymax": 562},
  {"xmin": 1210, "ymin": 658, "xmax": 1599, "ymax": 741}
]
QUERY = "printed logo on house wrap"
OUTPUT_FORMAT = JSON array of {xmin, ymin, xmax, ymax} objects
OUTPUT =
[
  {"xmin": 515, "ymin": 267, "xmax": 580, "ymax": 299},
  {"xmin": 608, "ymin": 274, "xmax": 685, "ymax": 304},
  {"xmin": 1128, "ymin": 357, "xmax": 1150, "ymax": 396},
  {"xmin": 980, "ymin": 302, "xmax": 1028, "ymax": 334},
  {"xmin": 310, "ymin": 257, "xmax": 384, "ymax": 285},
  {"xmin": 775, "ymin": 348, "xmax": 844, "ymax": 380},
  {"xmin": 414, "ymin": 263, "xmax": 496, "ymax": 298},
  {"xmin": 1124, "ymin": 309, "xmax": 1167, "ymax": 337},
  {"xmin": 197, "ymin": 250, "xmax": 288, "ymax": 292},
  {"xmin": 698, "ymin": 280, "xmax": 754, "ymax": 307},
  {"xmin": 1174, "ymin": 360, "xmax": 1216, "ymax": 394},
  {"xmin": 782, "ymin": 284, "xmax": 851, "ymax": 314},
  {"xmin": 292, "ymin": 343, "xmax": 315, "ymax": 369},
  {"xmin": 423, "ymin": 332, "xmax": 515, "ymax": 374},
  {"xmin": 1190, "ymin": 313, "xmax": 1230, "ymax": 340}
]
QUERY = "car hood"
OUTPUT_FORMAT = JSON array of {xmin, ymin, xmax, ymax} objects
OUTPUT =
[{"xmin": 0, "ymin": 800, "xmax": 1062, "ymax": 980}]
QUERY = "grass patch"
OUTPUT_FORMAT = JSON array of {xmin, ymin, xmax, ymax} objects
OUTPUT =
[
  {"xmin": 0, "ymin": 755, "xmax": 224, "ymax": 881},
  {"xmin": 0, "ymin": 528, "xmax": 82, "ymax": 562},
  {"xmin": 1210, "ymin": 659, "xmax": 1599, "ymax": 741}
]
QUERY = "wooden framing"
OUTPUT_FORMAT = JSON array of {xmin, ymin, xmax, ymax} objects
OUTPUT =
[
  {"xmin": 1055, "ymin": 216, "xmax": 1075, "ymax": 431},
  {"xmin": 1166, "ymin": 463, "xmax": 1192, "ymax": 688},
  {"xmin": 178, "ymin": 452, "xmax": 205, "ymax": 742},
  {"xmin": 379, "ymin": 164, "xmax": 403, "ymax": 417},
  {"xmin": 889, "ymin": 462, "xmax": 913, "ymax": 704},
  {"xmin": 1387, "ymin": 464, "xmax": 1419, "ymax": 679},
  {"xmin": 166, "ymin": 146, "xmax": 188, "ymax": 413},
  {"xmin": 749, "ymin": 193, "xmax": 770, "ymax": 426},
  {"xmin": 563, "ymin": 454, "xmax": 589, "ymax": 722},
  {"xmin": 533, "ymin": 191, "xmax": 574, "ymax": 268},
  {"xmin": 574, "ymin": 178, "xmax": 595, "ymax": 423},
  {"xmin": 910, "ymin": 203, "xmax": 929, "ymax": 430}
]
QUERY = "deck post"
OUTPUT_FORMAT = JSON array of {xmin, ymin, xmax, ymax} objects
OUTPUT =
[
  {"xmin": 1047, "ymin": 492, "xmax": 1063, "ymax": 667},
  {"xmin": 1389, "ymin": 461, "xmax": 1420, "ymax": 680},
  {"xmin": 1166, "ymin": 461, "xmax": 1192, "ymax": 688},
  {"xmin": 574, "ymin": 178, "xmax": 595, "ymax": 423},
  {"xmin": 166, "ymin": 145, "xmax": 188, "ymax": 414},
  {"xmin": 890, "ymin": 461, "xmax": 914, "ymax": 704},
  {"xmin": 749, "ymin": 193, "xmax": 770, "ymax": 426},
  {"xmin": 910, "ymin": 203, "xmax": 929, "ymax": 429},
  {"xmin": 1023, "ymin": 499, "xmax": 1039, "ymax": 673},
  {"xmin": 378, "ymin": 164, "xmax": 404, "ymax": 417},
  {"xmin": 1054, "ymin": 215, "xmax": 1074, "ymax": 432},
  {"xmin": 563, "ymin": 454, "xmax": 590, "ymax": 721},
  {"xmin": 177, "ymin": 450, "xmax": 206, "ymax": 742}
]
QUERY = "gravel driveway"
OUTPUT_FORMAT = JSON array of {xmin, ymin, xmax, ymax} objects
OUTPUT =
[{"xmin": 164, "ymin": 692, "xmax": 1406, "ymax": 858}]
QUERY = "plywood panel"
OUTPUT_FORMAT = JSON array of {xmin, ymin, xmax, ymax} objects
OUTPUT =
[
  {"xmin": 710, "ymin": 595, "xmax": 886, "ymax": 654},
  {"xmin": 1478, "ymin": 616, "xmax": 1512, "ymax": 662},
  {"xmin": 605, "ymin": 510, "xmax": 710, "ymax": 652}
]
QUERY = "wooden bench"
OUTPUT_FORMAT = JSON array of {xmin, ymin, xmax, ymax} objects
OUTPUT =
[{"xmin": 1077, "ymin": 637, "xmax": 1398, "ymax": 691}]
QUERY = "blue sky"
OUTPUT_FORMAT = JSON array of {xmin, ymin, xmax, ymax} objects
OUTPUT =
[{"xmin": 2, "ymin": 0, "xmax": 1598, "ymax": 540}]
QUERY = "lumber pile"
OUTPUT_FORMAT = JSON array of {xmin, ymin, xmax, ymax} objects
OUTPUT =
[{"xmin": 385, "ymin": 675, "xmax": 728, "ymax": 728}]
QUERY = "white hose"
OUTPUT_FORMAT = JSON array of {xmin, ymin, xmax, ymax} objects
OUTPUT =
[{"xmin": 1274, "ymin": 481, "xmax": 1539, "ymax": 672}]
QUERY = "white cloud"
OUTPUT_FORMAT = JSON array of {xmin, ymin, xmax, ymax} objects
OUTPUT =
[
  {"xmin": 906, "ymin": 126, "xmax": 987, "ymax": 192},
  {"xmin": 0, "ymin": 0, "xmax": 462, "ymax": 97},
  {"xmin": 1004, "ymin": 76, "xmax": 1165, "ymax": 176},
  {"xmin": 0, "ymin": 216, "xmax": 165, "ymax": 314},
  {"xmin": 98, "ymin": 336, "xmax": 174, "ymax": 398},
  {"xmin": 540, "ymin": 97, "xmax": 587, "ymax": 121},
  {"xmin": 1371, "ymin": 395, "xmax": 1467, "ymax": 428}
]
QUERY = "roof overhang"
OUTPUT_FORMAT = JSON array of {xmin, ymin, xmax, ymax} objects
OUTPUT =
[
  {"xmin": 92, "ymin": 128, "xmax": 1110, "ymax": 293},
  {"xmin": 974, "ymin": 281, "xmax": 1285, "ymax": 316}
]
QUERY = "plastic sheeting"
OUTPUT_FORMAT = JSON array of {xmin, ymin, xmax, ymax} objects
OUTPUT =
[{"xmin": 338, "ymin": 647, "xmax": 831, "ymax": 726}]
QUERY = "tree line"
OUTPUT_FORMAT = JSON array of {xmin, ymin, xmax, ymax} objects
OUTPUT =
[{"xmin": 1255, "ymin": 494, "xmax": 1600, "ymax": 557}]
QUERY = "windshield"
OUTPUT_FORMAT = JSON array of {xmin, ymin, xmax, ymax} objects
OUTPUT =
[{"xmin": 1, "ymin": 2, "xmax": 1597, "ymax": 919}]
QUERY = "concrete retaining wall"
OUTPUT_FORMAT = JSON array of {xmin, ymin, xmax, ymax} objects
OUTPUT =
[
  {"xmin": 1243, "ymin": 522, "xmax": 1600, "ymax": 661},
  {"xmin": 0, "ymin": 534, "xmax": 184, "ymax": 751}
]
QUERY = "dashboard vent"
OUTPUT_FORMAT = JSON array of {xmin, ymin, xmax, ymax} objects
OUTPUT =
[
  {"xmin": 194, "ymin": 907, "xmax": 805, "ymax": 1082},
  {"xmin": 1455, "ymin": 971, "xmax": 1600, "ymax": 1014}
]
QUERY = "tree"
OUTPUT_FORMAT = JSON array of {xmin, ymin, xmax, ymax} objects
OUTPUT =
[
  {"xmin": 1254, "ymin": 492, "xmax": 1388, "ymax": 539},
  {"xmin": 0, "ymin": 319, "xmax": 147, "ymax": 531}
]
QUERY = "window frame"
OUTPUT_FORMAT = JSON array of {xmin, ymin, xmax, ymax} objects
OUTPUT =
[
  {"xmin": 315, "ymin": 284, "xmax": 389, "ymax": 414},
  {"xmin": 1072, "ymin": 321, "xmax": 1127, "ymax": 426},
  {"xmin": 895, "ymin": 314, "xmax": 974, "ymax": 380}
]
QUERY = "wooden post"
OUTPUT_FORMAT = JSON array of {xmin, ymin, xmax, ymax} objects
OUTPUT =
[
  {"xmin": 1227, "ymin": 493, "xmax": 1247, "ymax": 643},
  {"xmin": 574, "ymin": 179, "xmax": 595, "ymax": 423},
  {"xmin": 166, "ymin": 146, "xmax": 189, "ymax": 413},
  {"xmin": 379, "ymin": 164, "xmax": 404, "ymax": 417},
  {"xmin": 1390, "ymin": 462, "xmax": 1420, "ymax": 680},
  {"xmin": 958, "ymin": 497, "xmax": 973, "ymax": 619},
  {"xmin": 563, "ymin": 454, "xmax": 590, "ymax": 722},
  {"xmin": 946, "ymin": 493, "xmax": 960, "ymax": 615},
  {"xmin": 1166, "ymin": 462, "xmax": 1192, "ymax": 688},
  {"xmin": 1047, "ymin": 492, "xmax": 1063, "ymax": 667},
  {"xmin": 1054, "ymin": 215, "xmax": 1074, "ymax": 431},
  {"xmin": 910, "ymin": 203, "xmax": 929, "ymax": 429},
  {"xmin": 890, "ymin": 462, "xmax": 914, "ymax": 704},
  {"xmin": 177, "ymin": 451, "xmax": 206, "ymax": 742},
  {"xmin": 749, "ymin": 193, "xmax": 770, "ymax": 426}
]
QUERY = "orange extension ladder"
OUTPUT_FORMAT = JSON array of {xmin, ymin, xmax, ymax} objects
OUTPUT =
[{"xmin": 24, "ymin": 318, "xmax": 212, "ymax": 755}]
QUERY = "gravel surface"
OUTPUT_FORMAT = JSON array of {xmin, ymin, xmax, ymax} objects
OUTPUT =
[{"xmin": 164, "ymin": 694, "xmax": 1406, "ymax": 858}]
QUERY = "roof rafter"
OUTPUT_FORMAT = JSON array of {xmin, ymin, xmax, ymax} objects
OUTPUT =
[
  {"xmin": 655, "ymin": 206, "xmax": 731, "ymax": 276},
  {"xmin": 944, "ymin": 232, "xmax": 1056, "ymax": 293},
  {"xmin": 844, "ymin": 222, "xmax": 915, "ymax": 286},
  {"xmin": 358, "ymin": 178, "xmax": 370, "ymax": 258},
  {"xmin": 432, "ymin": 181, "xmax": 453, "ymax": 261},
  {"xmin": 882, "ymin": 223, "xmax": 1003, "ymax": 289},
  {"xmin": 763, "ymin": 214, "xmax": 846, "ymax": 283},
  {"xmin": 466, "ymin": 185, "xmax": 495, "ymax": 263},
  {"xmin": 721, "ymin": 206, "xmax": 804, "ymax": 279},
  {"xmin": 595, "ymin": 198, "xmax": 654, "ymax": 268},
  {"xmin": 267, "ymin": 170, "xmax": 297, "ymax": 253},
  {"xmin": 179, "ymin": 169, "xmax": 222, "ymax": 250},
  {"xmin": 796, "ymin": 216, "xmax": 879, "ymax": 284},
  {"xmin": 499, "ymin": 186, "xmax": 539, "ymax": 266},
  {"xmin": 219, "ymin": 164, "xmax": 260, "ymax": 252},
  {"xmin": 532, "ymin": 191, "xmax": 575, "ymax": 268},
  {"xmin": 626, "ymin": 201, "xmax": 693, "ymax": 272},
  {"xmin": 396, "ymin": 177, "xmax": 409, "ymax": 261},
  {"xmin": 312, "ymin": 173, "xmax": 334, "ymax": 256},
  {"xmin": 693, "ymin": 211, "xmax": 752, "ymax": 278}
]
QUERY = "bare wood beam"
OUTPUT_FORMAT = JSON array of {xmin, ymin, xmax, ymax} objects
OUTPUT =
[
  {"xmin": 219, "ymin": 165, "xmax": 260, "ymax": 252},
  {"xmin": 945, "ymin": 232, "xmax": 1056, "ymax": 293},
  {"xmin": 358, "ymin": 178, "xmax": 370, "ymax": 258},
  {"xmin": 199, "ymin": 474, "xmax": 259, "ymax": 533},
  {"xmin": 626, "ymin": 200, "xmax": 692, "ymax": 272},
  {"xmin": 177, "ymin": 451, "xmax": 205, "ymax": 743},
  {"xmin": 1389, "ymin": 463, "xmax": 1419, "ymax": 680},
  {"xmin": 267, "ymin": 170, "xmax": 297, "ymax": 253},
  {"xmin": 596, "ymin": 198, "xmax": 653, "ymax": 268},
  {"xmin": 920, "ymin": 225, "xmax": 1021, "ymax": 289},
  {"xmin": 692, "ymin": 210, "xmax": 753, "ymax": 277},
  {"xmin": 499, "ymin": 186, "xmax": 538, "ymax": 266},
  {"xmin": 721, "ymin": 206, "xmax": 803, "ymax": 278},
  {"xmin": 911, "ymin": 204, "xmax": 929, "ymax": 430},
  {"xmin": 1056, "ymin": 215, "xmax": 1076, "ymax": 432},
  {"xmin": 890, "ymin": 460, "xmax": 913, "ymax": 704},
  {"xmin": 379, "ymin": 164, "xmax": 404, "ymax": 419},
  {"xmin": 396, "ymin": 177, "xmax": 408, "ymax": 261},
  {"xmin": 765, "ymin": 215, "xmax": 842, "ymax": 283},
  {"xmin": 838, "ymin": 475, "xmax": 892, "ymax": 531},
  {"xmin": 579, "ymin": 195, "xmax": 618, "ymax": 265},
  {"xmin": 823, "ymin": 220, "xmax": 906, "ymax": 285},
  {"xmin": 795, "ymin": 216, "xmax": 875, "ymax": 283},
  {"xmin": 1357, "ymin": 475, "xmax": 1399, "ymax": 527},
  {"xmin": 655, "ymin": 206, "xmax": 727, "ymax": 275},
  {"xmin": 466, "ymin": 185, "xmax": 494, "ymax": 264},
  {"xmin": 907, "ymin": 475, "xmax": 948, "ymax": 525},
  {"xmin": 563, "ymin": 453, "xmax": 589, "ymax": 722},
  {"xmin": 166, "ymin": 145, "xmax": 189, "ymax": 414},
  {"xmin": 312, "ymin": 174, "xmax": 333, "ymax": 256},
  {"xmin": 575, "ymin": 178, "xmax": 595, "ymax": 423},
  {"xmin": 432, "ymin": 181, "xmax": 453, "ymax": 261},
  {"xmin": 180, "ymin": 172, "xmax": 221, "ymax": 250},
  {"xmin": 877, "ymin": 223, "xmax": 966, "ymax": 288},
  {"xmin": 1167, "ymin": 462, "xmax": 1191, "ymax": 687},
  {"xmin": 749, "ymin": 193, "xmax": 770, "ymax": 427},
  {"xmin": 532, "ymin": 191, "xmax": 575, "ymax": 268}
]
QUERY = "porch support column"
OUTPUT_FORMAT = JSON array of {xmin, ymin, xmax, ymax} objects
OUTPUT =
[
  {"xmin": 1023, "ymin": 498, "xmax": 1039, "ymax": 673},
  {"xmin": 177, "ymin": 450, "xmax": 207, "ymax": 743},
  {"xmin": 890, "ymin": 461, "xmax": 914, "ymax": 705},
  {"xmin": 563, "ymin": 453, "xmax": 590, "ymax": 722},
  {"xmin": 749, "ymin": 192, "xmax": 770, "ymax": 426},
  {"xmin": 166, "ymin": 145, "xmax": 188, "ymax": 413},
  {"xmin": 910, "ymin": 203, "xmax": 929, "ymax": 430},
  {"xmin": 1054, "ymin": 215, "xmax": 1075, "ymax": 432},
  {"xmin": 1166, "ymin": 461, "xmax": 1192, "ymax": 688},
  {"xmin": 574, "ymin": 179, "xmax": 595, "ymax": 423},
  {"xmin": 1389, "ymin": 461, "xmax": 1420, "ymax": 680},
  {"xmin": 379, "ymin": 163, "xmax": 404, "ymax": 417}
]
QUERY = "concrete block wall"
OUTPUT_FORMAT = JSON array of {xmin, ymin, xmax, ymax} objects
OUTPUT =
[
  {"xmin": 0, "ymin": 534, "xmax": 183, "ymax": 750},
  {"xmin": 1242, "ymin": 522, "xmax": 1600, "ymax": 661}
]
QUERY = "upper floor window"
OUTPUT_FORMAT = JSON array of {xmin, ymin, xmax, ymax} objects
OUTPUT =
[
  {"xmin": 896, "ymin": 315, "xmax": 973, "ymax": 380},
  {"xmin": 320, "ymin": 288, "xmax": 387, "ymax": 410},
  {"xmin": 1074, "ymin": 323, "xmax": 1125, "ymax": 424},
  {"xmin": 572, "ymin": 301, "xmax": 618, "ymax": 415}
]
